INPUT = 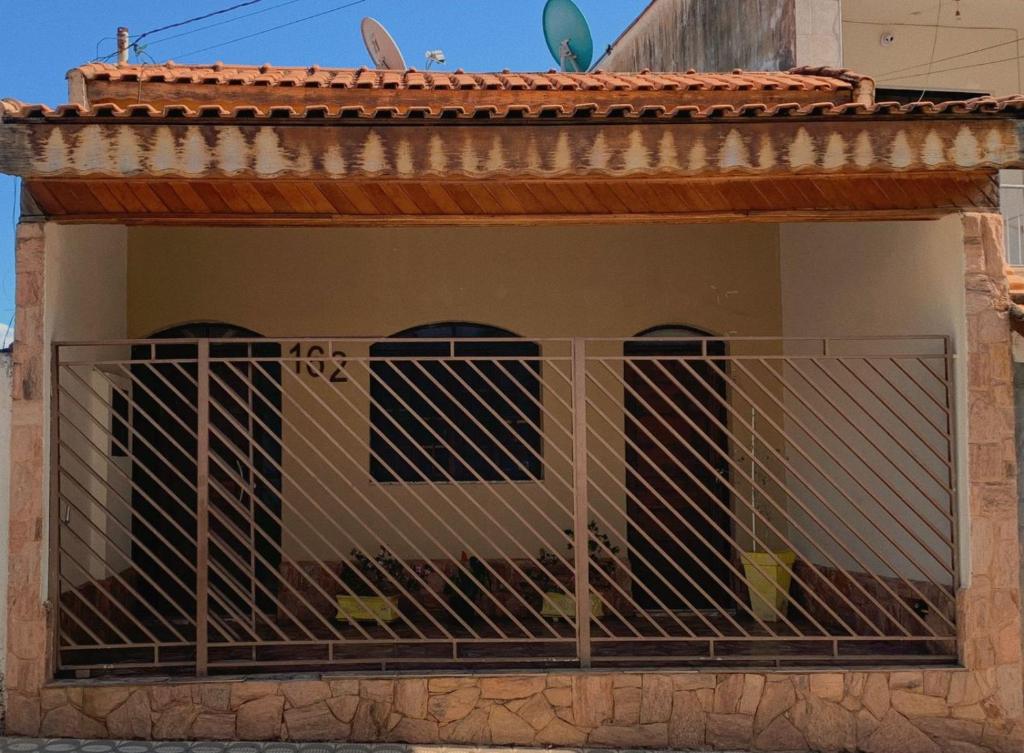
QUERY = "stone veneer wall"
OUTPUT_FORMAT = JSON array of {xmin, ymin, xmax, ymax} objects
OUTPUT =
[
  {"xmin": 23, "ymin": 670, "xmax": 1024, "ymax": 751},
  {"xmin": 4, "ymin": 214, "xmax": 1024, "ymax": 753}
]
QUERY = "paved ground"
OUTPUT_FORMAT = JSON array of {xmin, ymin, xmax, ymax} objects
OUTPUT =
[
  {"xmin": 0, "ymin": 742, "xmax": 754, "ymax": 753},
  {"xmin": 0, "ymin": 743, "xmax": 412, "ymax": 753},
  {"xmin": 0, "ymin": 741, "xmax": 752, "ymax": 753}
]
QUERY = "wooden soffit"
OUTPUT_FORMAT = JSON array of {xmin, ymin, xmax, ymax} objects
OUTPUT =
[
  {"xmin": 2, "ymin": 117, "xmax": 1019, "ymax": 222},
  {"xmin": 21, "ymin": 173, "xmax": 996, "ymax": 224}
]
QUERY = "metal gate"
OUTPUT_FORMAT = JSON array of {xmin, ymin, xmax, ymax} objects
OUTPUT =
[{"xmin": 51, "ymin": 335, "xmax": 959, "ymax": 676}]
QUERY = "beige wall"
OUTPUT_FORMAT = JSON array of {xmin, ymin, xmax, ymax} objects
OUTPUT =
[
  {"xmin": 115, "ymin": 221, "xmax": 966, "ymax": 571},
  {"xmin": 45, "ymin": 220, "xmax": 967, "ymax": 580},
  {"xmin": 124, "ymin": 224, "xmax": 782, "ymax": 560},
  {"xmin": 126, "ymin": 225, "xmax": 781, "ymax": 342},
  {"xmin": 779, "ymin": 216, "xmax": 967, "ymax": 586},
  {"xmin": 43, "ymin": 224, "xmax": 127, "ymax": 588},
  {"xmin": 842, "ymin": 0, "xmax": 1024, "ymax": 96}
]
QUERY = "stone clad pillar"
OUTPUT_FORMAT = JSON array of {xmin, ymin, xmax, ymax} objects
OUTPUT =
[
  {"xmin": 960, "ymin": 212, "xmax": 1024, "ymax": 744},
  {"xmin": 6, "ymin": 221, "xmax": 48, "ymax": 735}
]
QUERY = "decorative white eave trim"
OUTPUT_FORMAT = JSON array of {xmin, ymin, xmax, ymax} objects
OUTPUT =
[{"xmin": 0, "ymin": 119, "xmax": 1020, "ymax": 181}]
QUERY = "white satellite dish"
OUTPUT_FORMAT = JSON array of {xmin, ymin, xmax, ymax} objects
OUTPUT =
[{"xmin": 361, "ymin": 17, "xmax": 407, "ymax": 70}]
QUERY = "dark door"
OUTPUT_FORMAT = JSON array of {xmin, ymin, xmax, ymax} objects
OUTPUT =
[
  {"xmin": 128, "ymin": 324, "xmax": 282, "ymax": 626},
  {"xmin": 624, "ymin": 330, "xmax": 732, "ymax": 612}
]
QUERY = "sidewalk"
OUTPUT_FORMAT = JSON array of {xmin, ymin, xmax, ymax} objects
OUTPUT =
[{"xmin": 3, "ymin": 742, "xmax": 436, "ymax": 753}]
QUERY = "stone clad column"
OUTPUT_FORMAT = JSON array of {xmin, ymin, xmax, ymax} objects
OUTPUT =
[
  {"xmin": 960, "ymin": 211, "xmax": 1024, "ymax": 745},
  {"xmin": 5, "ymin": 221, "xmax": 48, "ymax": 735}
]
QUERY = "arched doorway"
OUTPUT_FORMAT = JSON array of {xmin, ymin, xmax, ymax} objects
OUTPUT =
[
  {"xmin": 624, "ymin": 326, "xmax": 732, "ymax": 612},
  {"xmin": 127, "ymin": 323, "xmax": 282, "ymax": 627}
]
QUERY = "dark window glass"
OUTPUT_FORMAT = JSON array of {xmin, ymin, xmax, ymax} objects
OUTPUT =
[
  {"xmin": 370, "ymin": 323, "xmax": 542, "ymax": 482},
  {"xmin": 111, "ymin": 386, "xmax": 130, "ymax": 457}
]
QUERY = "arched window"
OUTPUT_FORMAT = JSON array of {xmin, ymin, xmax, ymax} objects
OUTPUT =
[{"xmin": 370, "ymin": 323, "xmax": 542, "ymax": 482}]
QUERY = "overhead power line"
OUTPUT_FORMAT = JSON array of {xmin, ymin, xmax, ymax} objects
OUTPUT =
[
  {"xmin": 876, "ymin": 35, "xmax": 1023, "ymax": 79},
  {"xmin": 94, "ymin": 0, "xmax": 280, "ymax": 61},
  {"xmin": 133, "ymin": 1, "xmax": 267, "ymax": 47},
  {"xmin": 172, "ymin": 0, "xmax": 369, "ymax": 60},
  {"xmin": 884, "ymin": 52, "xmax": 1024, "ymax": 81},
  {"xmin": 913, "ymin": 0, "xmax": 942, "ymax": 100},
  {"xmin": 143, "ymin": 0, "xmax": 313, "ymax": 49}
]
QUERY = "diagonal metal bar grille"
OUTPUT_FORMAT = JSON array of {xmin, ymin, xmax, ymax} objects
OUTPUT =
[{"xmin": 52, "ymin": 336, "xmax": 959, "ymax": 677}]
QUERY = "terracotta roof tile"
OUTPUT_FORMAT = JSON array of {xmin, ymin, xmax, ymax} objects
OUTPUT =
[
  {"xmin": 1, "ymin": 62, "xmax": 1021, "ymax": 124},
  {"xmin": 69, "ymin": 62, "xmax": 859, "ymax": 94},
  {"xmin": 69, "ymin": 62, "xmax": 854, "ymax": 90},
  {"xmin": 7, "ymin": 93, "xmax": 1024, "ymax": 123}
]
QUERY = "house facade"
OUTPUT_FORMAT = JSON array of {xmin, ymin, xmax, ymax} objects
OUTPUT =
[{"xmin": 0, "ymin": 62, "xmax": 1021, "ymax": 751}]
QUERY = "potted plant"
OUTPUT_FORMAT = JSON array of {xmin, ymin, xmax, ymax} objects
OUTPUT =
[
  {"xmin": 739, "ymin": 412, "xmax": 796, "ymax": 622},
  {"xmin": 336, "ymin": 547, "xmax": 428, "ymax": 624},
  {"xmin": 534, "ymin": 521, "xmax": 619, "ymax": 620},
  {"xmin": 442, "ymin": 551, "xmax": 492, "ymax": 624}
]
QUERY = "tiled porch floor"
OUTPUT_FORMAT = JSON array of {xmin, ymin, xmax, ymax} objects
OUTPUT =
[{"xmin": 57, "ymin": 611, "xmax": 954, "ymax": 678}]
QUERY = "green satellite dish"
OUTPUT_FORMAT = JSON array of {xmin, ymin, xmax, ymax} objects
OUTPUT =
[{"xmin": 542, "ymin": 0, "xmax": 593, "ymax": 72}]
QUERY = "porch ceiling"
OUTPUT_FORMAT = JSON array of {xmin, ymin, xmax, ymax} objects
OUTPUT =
[
  {"xmin": 1, "ymin": 62, "xmax": 1022, "ymax": 222},
  {"xmin": 21, "ymin": 173, "xmax": 996, "ymax": 224}
]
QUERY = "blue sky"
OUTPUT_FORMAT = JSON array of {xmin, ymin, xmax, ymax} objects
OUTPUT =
[{"xmin": 0, "ymin": 0, "xmax": 648, "ymax": 342}]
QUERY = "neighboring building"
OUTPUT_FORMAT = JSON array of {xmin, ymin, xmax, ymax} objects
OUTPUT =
[
  {"xmin": 0, "ymin": 62, "xmax": 1022, "ymax": 751},
  {"xmin": 599, "ymin": 0, "xmax": 1024, "ymax": 97},
  {"xmin": 597, "ymin": 0, "xmax": 841, "ymax": 76}
]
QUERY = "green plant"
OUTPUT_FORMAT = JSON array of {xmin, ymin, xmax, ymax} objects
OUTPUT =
[
  {"xmin": 443, "ymin": 551, "xmax": 492, "ymax": 622},
  {"xmin": 565, "ymin": 520, "xmax": 621, "ymax": 580},
  {"xmin": 526, "ymin": 547, "xmax": 563, "ymax": 592},
  {"xmin": 341, "ymin": 547, "xmax": 429, "ymax": 597}
]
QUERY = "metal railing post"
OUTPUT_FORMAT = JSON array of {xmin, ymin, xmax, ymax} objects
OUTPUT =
[
  {"xmin": 48, "ymin": 343, "xmax": 62, "ymax": 679},
  {"xmin": 196, "ymin": 340, "xmax": 210, "ymax": 676},
  {"xmin": 571, "ymin": 338, "xmax": 591, "ymax": 667}
]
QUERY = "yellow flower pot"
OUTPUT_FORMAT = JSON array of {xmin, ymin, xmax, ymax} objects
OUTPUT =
[
  {"xmin": 741, "ymin": 550, "xmax": 796, "ymax": 622},
  {"xmin": 541, "ymin": 592, "xmax": 604, "ymax": 620},
  {"xmin": 335, "ymin": 595, "xmax": 400, "ymax": 623}
]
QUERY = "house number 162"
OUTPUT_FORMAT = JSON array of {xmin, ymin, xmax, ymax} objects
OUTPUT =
[{"xmin": 287, "ymin": 343, "xmax": 348, "ymax": 382}]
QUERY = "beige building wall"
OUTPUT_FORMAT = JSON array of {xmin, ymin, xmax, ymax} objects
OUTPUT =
[
  {"xmin": 780, "ymin": 215, "xmax": 967, "ymax": 587},
  {"xmin": 43, "ymin": 225, "xmax": 127, "ymax": 589},
  {"xmin": 36, "ymin": 220, "xmax": 968, "ymax": 602},
  {"xmin": 114, "ymin": 221, "xmax": 967, "ymax": 578},
  {"xmin": 125, "ymin": 224, "xmax": 783, "ymax": 561},
  {"xmin": 842, "ymin": 0, "xmax": 1024, "ymax": 96},
  {"xmin": 125, "ymin": 225, "xmax": 780, "ymax": 342}
]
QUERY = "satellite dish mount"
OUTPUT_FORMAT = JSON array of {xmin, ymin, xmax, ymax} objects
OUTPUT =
[{"xmin": 558, "ymin": 39, "xmax": 579, "ymax": 72}]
